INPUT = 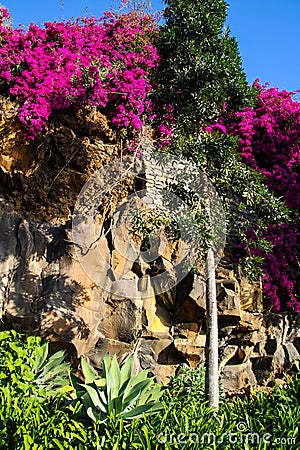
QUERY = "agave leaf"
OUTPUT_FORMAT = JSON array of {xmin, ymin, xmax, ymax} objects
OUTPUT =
[
  {"xmin": 138, "ymin": 386, "xmax": 163, "ymax": 404},
  {"xmin": 123, "ymin": 369, "xmax": 149, "ymax": 397},
  {"xmin": 102, "ymin": 353, "xmax": 112, "ymax": 380},
  {"xmin": 84, "ymin": 385, "xmax": 107, "ymax": 414},
  {"xmin": 119, "ymin": 377, "xmax": 131, "ymax": 396},
  {"xmin": 70, "ymin": 372, "xmax": 85, "ymax": 394},
  {"xmin": 107, "ymin": 394, "xmax": 121, "ymax": 416},
  {"xmin": 121, "ymin": 394, "xmax": 141, "ymax": 415},
  {"xmin": 83, "ymin": 384, "xmax": 104, "ymax": 410},
  {"xmin": 81, "ymin": 358, "xmax": 98, "ymax": 383},
  {"xmin": 86, "ymin": 384, "xmax": 108, "ymax": 413},
  {"xmin": 43, "ymin": 379, "xmax": 67, "ymax": 391},
  {"xmin": 39, "ymin": 362, "xmax": 70, "ymax": 381},
  {"xmin": 81, "ymin": 391, "xmax": 96, "ymax": 411},
  {"xmin": 107, "ymin": 354, "xmax": 121, "ymax": 403},
  {"xmin": 112, "ymin": 394, "xmax": 124, "ymax": 416},
  {"xmin": 124, "ymin": 379, "xmax": 152, "ymax": 403},
  {"xmin": 98, "ymin": 387, "xmax": 108, "ymax": 406},
  {"xmin": 72, "ymin": 390, "xmax": 87, "ymax": 401},
  {"xmin": 123, "ymin": 382, "xmax": 163, "ymax": 415},
  {"xmin": 44, "ymin": 377, "xmax": 70, "ymax": 390},
  {"xmin": 86, "ymin": 406, "xmax": 98, "ymax": 423},
  {"xmin": 145, "ymin": 402, "xmax": 164, "ymax": 413},
  {"xmin": 122, "ymin": 404, "xmax": 154, "ymax": 420},
  {"xmin": 96, "ymin": 400, "xmax": 108, "ymax": 415},
  {"xmin": 122, "ymin": 380, "xmax": 153, "ymax": 412},
  {"xmin": 94, "ymin": 378, "xmax": 106, "ymax": 388},
  {"xmin": 120, "ymin": 354, "xmax": 133, "ymax": 386},
  {"xmin": 38, "ymin": 351, "xmax": 66, "ymax": 375},
  {"xmin": 124, "ymin": 401, "xmax": 163, "ymax": 420}
]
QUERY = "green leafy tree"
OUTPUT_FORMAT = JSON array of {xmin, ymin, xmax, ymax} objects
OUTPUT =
[
  {"xmin": 155, "ymin": 0, "xmax": 289, "ymax": 409},
  {"xmin": 155, "ymin": 0, "xmax": 249, "ymax": 134},
  {"xmin": 155, "ymin": 0, "xmax": 250, "ymax": 410}
]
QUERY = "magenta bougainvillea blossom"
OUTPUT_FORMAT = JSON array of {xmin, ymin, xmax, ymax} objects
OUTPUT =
[
  {"xmin": 207, "ymin": 81, "xmax": 300, "ymax": 209},
  {"xmin": 234, "ymin": 225, "xmax": 300, "ymax": 313},
  {"xmin": 207, "ymin": 81, "xmax": 300, "ymax": 312},
  {"xmin": 0, "ymin": 7, "xmax": 172, "ymax": 144}
]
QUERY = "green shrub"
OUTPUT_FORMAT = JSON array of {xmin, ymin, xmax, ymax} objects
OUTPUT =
[
  {"xmin": 0, "ymin": 330, "xmax": 86, "ymax": 449},
  {"xmin": 0, "ymin": 330, "xmax": 70, "ymax": 398},
  {"xmin": 224, "ymin": 376, "xmax": 300, "ymax": 449},
  {"xmin": 167, "ymin": 364, "xmax": 206, "ymax": 402}
]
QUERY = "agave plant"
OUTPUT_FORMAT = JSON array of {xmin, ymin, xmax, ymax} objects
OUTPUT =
[{"xmin": 70, "ymin": 353, "xmax": 163, "ymax": 423}]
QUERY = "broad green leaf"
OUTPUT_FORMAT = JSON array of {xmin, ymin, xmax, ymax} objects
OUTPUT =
[
  {"xmin": 81, "ymin": 358, "xmax": 97, "ymax": 383},
  {"xmin": 119, "ymin": 377, "xmax": 131, "ymax": 397},
  {"xmin": 86, "ymin": 406, "xmax": 99, "ymax": 423},
  {"xmin": 97, "ymin": 388, "xmax": 108, "ymax": 407},
  {"xmin": 122, "ymin": 403, "xmax": 153, "ymax": 420},
  {"xmin": 124, "ymin": 379, "xmax": 153, "ymax": 406},
  {"xmin": 102, "ymin": 353, "xmax": 111, "ymax": 380},
  {"xmin": 94, "ymin": 378, "xmax": 106, "ymax": 388},
  {"xmin": 34, "ymin": 342, "xmax": 48, "ymax": 370},
  {"xmin": 69, "ymin": 372, "xmax": 85, "ymax": 396},
  {"xmin": 107, "ymin": 354, "xmax": 121, "ymax": 403},
  {"xmin": 83, "ymin": 384, "xmax": 103, "ymax": 410},
  {"xmin": 38, "ymin": 351, "xmax": 66, "ymax": 375},
  {"xmin": 81, "ymin": 392, "xmax": 95, "ymax": 412},
  {"xmin": 123, "ymin": 369, "xmax": 149, "ymax": 397},
  {"xmin": 120, "ymin": 354, "xmax": 133, "ymax": 386},
  {"xmin": 138, "ymin": 386, "xmax": 163, "ymax": 404},
  {"xmin": 112, "ymin": 394, "xmax": 124, "ymax": 416}
]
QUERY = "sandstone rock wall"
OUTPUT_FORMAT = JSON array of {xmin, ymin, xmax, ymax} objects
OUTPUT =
[{"xmin": 0, "ymin": 208, "xmax": 299, "ymax": 391}]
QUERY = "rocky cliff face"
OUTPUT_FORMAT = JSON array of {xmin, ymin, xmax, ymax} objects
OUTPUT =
[
  {"xmin": 0, "ymin": 94, "xmax": 118, "ymax": 223},
  {"xmin": 0, "ymin": 95, "xmax": 299, "ymax": 391}
]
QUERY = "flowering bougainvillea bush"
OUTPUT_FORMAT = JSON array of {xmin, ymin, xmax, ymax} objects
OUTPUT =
[
  {"xmin": 0, "ymin": 6, "xmax": 172, "ymax": 144},
  {"xmin": 207, "ymin": 82, "xmax": 300, "ymax": 312},
  {"xmin": 207, "ymin": 81, "xmax": 300, "ymax": 209},
  {"xmin": 233, "ymin": 224, "xmax": 300, "ymax": 312}
]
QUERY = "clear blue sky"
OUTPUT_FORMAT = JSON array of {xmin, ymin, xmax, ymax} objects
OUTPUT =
[{"xmin": 2, "ymin": 0, "xmax": 300, "ymax": 92}]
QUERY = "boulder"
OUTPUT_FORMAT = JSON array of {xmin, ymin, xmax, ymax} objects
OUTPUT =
[{"xmin": 222, "ymin": 361, "xmax": 256, "ymax": 391}]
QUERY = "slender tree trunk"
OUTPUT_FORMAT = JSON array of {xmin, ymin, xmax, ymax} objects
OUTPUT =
[{"xmin": 205, "ymin": 247, "xmax": 219, "ymax": 409}]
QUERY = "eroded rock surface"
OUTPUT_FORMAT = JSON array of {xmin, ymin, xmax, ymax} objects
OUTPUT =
[{"xmin": 1, "ymin": 206, "xmax": 299, "ymax": 390}]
